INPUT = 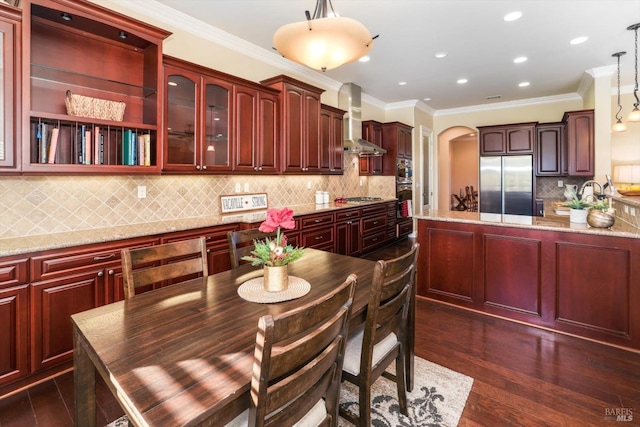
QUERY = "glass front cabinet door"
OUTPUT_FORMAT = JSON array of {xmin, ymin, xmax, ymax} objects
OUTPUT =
[
  {"xmin": 164, "ymin": 62, "xmax": 232, "ymax": 173},
  {"xmin": 0, "ymin": 5, "xmax": 19, "ymax": 171}
]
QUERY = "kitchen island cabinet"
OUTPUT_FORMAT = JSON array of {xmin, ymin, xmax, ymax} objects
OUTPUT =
[{"xmin": 416, "ymin": 214, "xmax": 640, "ymax": 351}]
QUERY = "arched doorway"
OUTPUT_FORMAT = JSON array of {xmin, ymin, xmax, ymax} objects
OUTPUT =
[{"xmin": 436, "ymin": 126, "xmax": 478, "ymax": 211}]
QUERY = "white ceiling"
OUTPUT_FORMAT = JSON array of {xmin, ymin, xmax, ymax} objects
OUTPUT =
[{"xmin": 151, "ymin": 0, "xmax": 640, "ymax": 111}]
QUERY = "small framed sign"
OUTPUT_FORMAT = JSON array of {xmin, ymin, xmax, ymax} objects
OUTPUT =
[{"xmin": 220, "ymin": 193, "xmax": 268, "ymax": 214}]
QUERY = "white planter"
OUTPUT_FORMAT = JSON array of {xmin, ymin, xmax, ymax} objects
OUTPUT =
[{"xmin": 569, "ymin": 208, "xmax": 588, "ymax": 224}]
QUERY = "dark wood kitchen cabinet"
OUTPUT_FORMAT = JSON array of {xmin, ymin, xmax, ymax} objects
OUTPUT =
[
  {"xmin": 29, "ymin": 237, "xmax": 157, "ymax": 372},
  {"xmin": 0, "ymin": 4, "xmax": 20, "ymax": 172},
  {"xmin": 0, "ymin": 257, "xmax": 29, "ymax": 387},
  {"xmin": 233, "ymin": 85, "xmax": 280, "ymax": 174},
  {"xmin": 359, "ymin": 120, "xmax": 383, "ymax": 176},
  {"xmin": 299, "ymin": 212, "xmax": 335, "ymax": 251},
  {"xmin": 320, "ymin": 104, "xmax": 345, "ymax": 174},
  {"xmin": 335, "ymin": 208, "xmax": 362, "ymax": 256},
  {"xmin": 381, "ymin": 122, "xmax": 413, "ymax": 175},
  {"xmin": 478, "ymin": 122, "xmax": 536, "ymax": 155},
  {"xmin": 536, "ymin": 123, "xmax": 565, "ymax": 176},
  {"xmin": 563, "ymin": 109, "xmax": 594, "ymax": 177},
  {"xmin": 22, "ymin": 0, "xmax": 170, "ymax": 174},
  {"xmin": 418, "ymin": 218, "xmax": 640, "ymax": 352},
  {"xmin": 261, "ymin": 75, "xmax": 324, "ymax": 174},
  {"xmin": 360, "ymin": 205, "xmax": 388, "ymax": 253},
  {"xmin": 164, "ymin": 57, "xmax": 281, "ymax": 174}
]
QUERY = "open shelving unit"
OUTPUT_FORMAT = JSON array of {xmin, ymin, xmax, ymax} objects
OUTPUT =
[{"xmin": 21, "ymin": 0, "xmax": 170, "ymax": 174}]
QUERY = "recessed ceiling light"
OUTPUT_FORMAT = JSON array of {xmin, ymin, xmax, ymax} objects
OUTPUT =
[
  {"xmin": 503, "ymin": 11, "xmax": 522, "ymax": 22},
  {"xmin": 513, "ymin": 56, "xmax": 527, "ymax": 64},
  {"xmin": 519, "ymin": 82, "xmax": 530, "ymax": 87},
  {"xmin": 570, "ymin": 36, "xmax": 588, "ymax": 45},
  {"xmin": 398, "ymin": 81, "xmax": 407, "ymax": 86},
  {"xmin": 423, "ymin": 97, "xmax": 431, "ymax": 101},
  {"xmin": 434, "ymin": 52, "xmax": 447, "ymax": 59},
  {"xmin": 359, "ymin": 56, "xmax": 370, "ymax": 63},
  {"xmin": 457, "ymin": 78, "xmax": 468, "ymax": 84}
]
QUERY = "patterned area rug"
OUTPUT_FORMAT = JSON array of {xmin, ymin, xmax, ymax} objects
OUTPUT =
[
  {"xmin": 338, "ymin": 357, "xmax": 473, "ymax": 427},
  {"xmin": 106, "ymin": 357, "xmax": 472, "ymax": 427}
]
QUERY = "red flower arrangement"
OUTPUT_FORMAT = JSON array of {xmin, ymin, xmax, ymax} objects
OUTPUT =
[{"xmin": 241, "ymin": 207, "xmax": 305, "ymax": 267}]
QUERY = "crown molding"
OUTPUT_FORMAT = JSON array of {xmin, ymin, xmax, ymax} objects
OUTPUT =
[{"xmin": 434, "ymin": 92, "xmax": 582, "ymax": 117}]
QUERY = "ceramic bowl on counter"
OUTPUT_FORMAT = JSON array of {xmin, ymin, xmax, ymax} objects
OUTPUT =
[{"xmin": 587, "ymin": 210, "xmax": 615, "ymax": 228}]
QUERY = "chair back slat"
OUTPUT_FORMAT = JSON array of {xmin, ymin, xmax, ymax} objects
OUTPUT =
[
  {"xmin": 121, "ymin": 237, "xmax": 208, "ymax": 299},
  {"xmin": 249, "ymin": 274, "xmax": 357, "ymax": 427}
]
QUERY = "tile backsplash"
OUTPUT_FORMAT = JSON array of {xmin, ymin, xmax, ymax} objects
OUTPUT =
[{"xmin": 0, "ymin": 154, "xmax": 395, "ymax": 239}]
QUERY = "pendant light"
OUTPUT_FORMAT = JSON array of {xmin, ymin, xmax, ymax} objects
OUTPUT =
[
  {"xmin": 612, "ymin": 52, "xmax": 627, "ymax": 132},
  {"xmin": 273, "ymin": 0, "xmax": 376, "ymax": 72},
  {"xmin": 628, "ymin": 23, "xmax": 640, "ymax": 122}
]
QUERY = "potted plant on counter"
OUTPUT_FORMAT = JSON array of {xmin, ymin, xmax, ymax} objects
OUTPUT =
[{"xmin": 563, "ymin": 195, "xmax": 592, "ymax": 223}]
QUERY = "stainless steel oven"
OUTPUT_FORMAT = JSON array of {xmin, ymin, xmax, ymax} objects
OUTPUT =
[
  {"xmin": 397, "ymin": 183, "xmax": 413, "ymax": 218},
  {"xmin": 397, "ymin": 159, "xmax": 413, "ymax": 183}
]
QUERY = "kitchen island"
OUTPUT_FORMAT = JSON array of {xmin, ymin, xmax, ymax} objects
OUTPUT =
[{"xmin": 415, "ymin": 207, "xmax": 640, "ymax": 352}]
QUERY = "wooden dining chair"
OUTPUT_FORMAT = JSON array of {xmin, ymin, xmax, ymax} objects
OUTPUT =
[
  {"xmin": 227, "ymin": 228, "xmax": 277, "ymax": 269},
  {"xmin": 120, "ymin": 237, "xmax": 208, "ymax": 299},
  {"xmin": 339, "ymin": 243, "xmax": 420, "ymax": 427},
  {"xmin": 226, "ymin": 274, "xmax": 357, "ymax": 427}
]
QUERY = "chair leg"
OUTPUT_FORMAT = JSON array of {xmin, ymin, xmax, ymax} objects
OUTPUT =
[
  {"xmin": 396, "ymin": 351, "xmax": 408, "ymax": 416},
  {"xmin": 358, "ymin": 382, "xmax": 371, "ymax": 427}
]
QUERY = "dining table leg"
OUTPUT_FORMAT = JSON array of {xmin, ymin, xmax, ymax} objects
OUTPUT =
[{"xmin": 74, "ymin": 326, "xmax": 96, "ymax": 427}]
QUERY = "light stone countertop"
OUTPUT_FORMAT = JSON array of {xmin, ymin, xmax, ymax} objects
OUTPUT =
[
  {"xmin": 0, "ymin": 199, "xmax": 397, "ymax": 257},
  {"xmin": 415, "ymin": 208, "xmax": 640, "ymax": 239}
]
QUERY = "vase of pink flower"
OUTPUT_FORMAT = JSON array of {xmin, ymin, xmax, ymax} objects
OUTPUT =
[{"xmin": 241, "ymin": 207, "xmax": 304, "ymax": 292}]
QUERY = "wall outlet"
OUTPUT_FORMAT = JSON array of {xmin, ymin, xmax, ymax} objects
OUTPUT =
[
  {"xmin": 137, "ymin": 185, "xmax": 146, "ymax": 199},
  {"xmin": 557, "ymin": 180, "xmax": 563, "ymax": 188},
  {"xmin": 631, "ymin": 207, "xmax": 636, "ymax": 217},
  {"xmin": 235, "ymin": 183, "xmax": 241, "ymax": 193},
  {"xmin": 244, "ymin": 183, "xmax": 250, "ymax": 192},
  {"xmin": 307, "ymin": 181, "xmax": 311, "ymax": 189}
]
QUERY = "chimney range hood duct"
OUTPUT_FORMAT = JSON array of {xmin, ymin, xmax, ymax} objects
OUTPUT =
[{"xmin": 339, "ymin": 83, "xmax": 386, "ymax": 156}]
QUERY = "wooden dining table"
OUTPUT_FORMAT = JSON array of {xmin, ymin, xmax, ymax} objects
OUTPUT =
[{"xmin": 72, "ymin": 248, "xmax": 415, "ymax": 426}]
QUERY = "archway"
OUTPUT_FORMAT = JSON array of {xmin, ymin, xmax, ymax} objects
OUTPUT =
[{"xmin": 436, "ymin": 126, "xmax": 477, "ymax": 211}]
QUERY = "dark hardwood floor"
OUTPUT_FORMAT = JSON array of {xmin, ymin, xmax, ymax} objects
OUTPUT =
[{"xmin": 2, "ymin": 237, "xmax": 639, "ymax": 426}]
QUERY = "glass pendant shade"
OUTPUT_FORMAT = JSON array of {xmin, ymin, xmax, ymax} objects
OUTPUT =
[
  {"xmin": 613, "ymin": 118, "xmax": 627, "ymax": 132},
  {"xmin": 274, "ymin": 8, "xmax": 373, "ymax": 71},
  {"xmin": 628, "ymin": 107, "xmax": 640, "ymax": 122}
]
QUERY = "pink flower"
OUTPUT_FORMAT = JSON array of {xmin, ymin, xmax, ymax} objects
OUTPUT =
[{"xmin": 259, "ymin": 207, "xmax": 296, "ymax": 233}]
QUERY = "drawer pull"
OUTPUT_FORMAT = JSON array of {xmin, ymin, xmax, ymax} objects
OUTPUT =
[
  {"xmin": 93, "ymin": 254, "xmax": 116, "ymax": 261},
  {"xmin": 315, "ymin": 236, "xmax": 323, "ymax": 240},
  {"xmin": 315, "ymin": 219, "xmax": 321, "ymax": 223},
  {"xmin": 373, "ymin": 221, "xmax": 379, "ymax": 225}
]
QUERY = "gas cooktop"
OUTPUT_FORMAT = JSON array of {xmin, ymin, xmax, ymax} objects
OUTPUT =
[{"xmin": 343, "ymin": 197, "xmax": 383, "ymax": 203}]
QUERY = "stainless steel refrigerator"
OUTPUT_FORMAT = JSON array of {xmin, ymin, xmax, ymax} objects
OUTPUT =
[{"xmin": 479, "ymin": 155, "xmax": 533, "ymax": 216}]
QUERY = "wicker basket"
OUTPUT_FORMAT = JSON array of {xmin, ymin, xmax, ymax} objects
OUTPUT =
[{"xmin": 65, "ymin": 90, "xmax": 126, "ymax": 122}]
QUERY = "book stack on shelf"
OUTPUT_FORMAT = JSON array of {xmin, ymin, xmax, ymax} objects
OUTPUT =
[
  {"xmin": 122, "ymin": 130, "xmax": 151, "ymax": 166},
  {"xmin": 35, "ymin": 121, "xmax": 152, "ymax": 167}
]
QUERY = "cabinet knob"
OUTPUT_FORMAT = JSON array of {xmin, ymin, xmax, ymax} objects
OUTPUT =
[
  {"xmin": 207, "ymin": 249, "xmax": 210, "ymax": 253},
  {"xmin": 97, "ymin": 270, "xmax": 104, "ymax": 277},
  {"xmin": 254, "ymin": 167, "xmax": 258, "ymax": 171},
  {"xmin": 202, "ymin": 165, "xmax": 207, "ymax": 170},
  {"xmin": 108, "ymin": 270, "xmax": 114, "ymax": 275},
  {"xmin": 258, "ymin": 167, "xmax": 263, "ymax": 171},
  {"xmin": 196, "ymin": 165, "xmax": 201, "ymax": 170}
]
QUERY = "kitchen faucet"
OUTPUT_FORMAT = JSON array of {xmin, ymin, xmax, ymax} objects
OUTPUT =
[{"xmin": 578, "ymin": 180, "xmax": 602, "ymax": 202}]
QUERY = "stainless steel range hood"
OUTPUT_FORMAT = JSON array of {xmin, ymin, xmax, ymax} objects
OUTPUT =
[{"xmin": 339, "ymin": 83, "xmax": 387, "ymax": 156}]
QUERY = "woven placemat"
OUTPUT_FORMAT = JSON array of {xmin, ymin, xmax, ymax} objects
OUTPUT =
[{"xmin": 238, "ymin": 276, "xmax": 311, "ymax": 303}]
